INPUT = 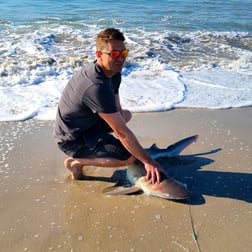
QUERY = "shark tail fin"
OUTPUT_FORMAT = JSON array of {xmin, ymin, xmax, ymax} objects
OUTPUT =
[{"xmin": 166, "ymin": 135, "xmax": 199, "ymax": 156}]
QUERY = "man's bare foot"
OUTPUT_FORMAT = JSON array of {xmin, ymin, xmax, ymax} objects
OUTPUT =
[{"xmin": 64, "ymin": 158, "xmax": 84, "ymax": 180}]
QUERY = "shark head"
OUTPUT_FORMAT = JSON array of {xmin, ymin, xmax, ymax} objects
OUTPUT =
[{"xmin": 136, "ymin": 176, "xmax": 189, "ymax": 200}]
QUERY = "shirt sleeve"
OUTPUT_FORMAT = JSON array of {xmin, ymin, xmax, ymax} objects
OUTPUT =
[{"xmin": 83, "ymin": 83, "xmax": 118, "ymax": 114}]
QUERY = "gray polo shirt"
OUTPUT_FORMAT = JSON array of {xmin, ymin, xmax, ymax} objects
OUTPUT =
[{"xmin": 54, "ymin": 61, "xmax": 121, "ymax": 143}]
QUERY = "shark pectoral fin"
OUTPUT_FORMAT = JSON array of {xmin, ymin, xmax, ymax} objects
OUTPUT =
[{"xmin": 103, "ymin": 185, "xmax": 142, "ymax": 195}]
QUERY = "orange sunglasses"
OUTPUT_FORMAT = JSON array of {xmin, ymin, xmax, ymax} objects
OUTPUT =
[{"xmin": 101, "ymin": 49, "xmax": 129, "ymax": 59}]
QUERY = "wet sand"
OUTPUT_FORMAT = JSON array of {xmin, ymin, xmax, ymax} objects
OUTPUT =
[{"xmin": 0, "ymin": 108, "xmax": 251, "ymax": 252}]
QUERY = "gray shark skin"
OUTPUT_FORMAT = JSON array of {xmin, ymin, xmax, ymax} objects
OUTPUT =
[{"xmin": 104, "ymin": 135, "xmax": 198, "ymax": 200}]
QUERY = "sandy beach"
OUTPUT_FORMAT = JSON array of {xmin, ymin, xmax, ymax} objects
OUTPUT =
[{"xmin": 0, "ymin": 108, "xmax": 251, "ymax": 252}]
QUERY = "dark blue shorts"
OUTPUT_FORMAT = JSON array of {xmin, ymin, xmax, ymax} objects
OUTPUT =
[{"xmin": 57, "ymin": 130, "xmax": 131, "ymax": 161}]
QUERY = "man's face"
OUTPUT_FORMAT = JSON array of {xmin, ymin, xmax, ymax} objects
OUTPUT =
[{"xmin": 97, "ymin": 40, "xmax": 127, "ymax": 77}]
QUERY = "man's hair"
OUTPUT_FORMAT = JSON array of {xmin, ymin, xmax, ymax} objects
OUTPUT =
[{"xmin": 96, "ymin": 28, "xmax": 125, "ymax": 50}]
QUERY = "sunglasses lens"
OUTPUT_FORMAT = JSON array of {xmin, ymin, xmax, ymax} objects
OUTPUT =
[
  {"xmin": 111, "ymin": 51, "xmax": 120, "ymax": 59},
  {"xmin": 121, "ymin": 49, "xmax": 128, "ymax": 58},
  {"xmin": 110, "ymin": 50, "xmax": 128, "ymax": 59}
]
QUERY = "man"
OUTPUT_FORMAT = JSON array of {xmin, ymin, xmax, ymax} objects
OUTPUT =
[{"xmin": 54, "ymin": 28, "xmax": 166, "ymax": 184}]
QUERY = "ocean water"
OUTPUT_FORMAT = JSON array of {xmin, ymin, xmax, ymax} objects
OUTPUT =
[{"xmin": 0, "ymin": 0, "xmax": 252, "ymax": 121}]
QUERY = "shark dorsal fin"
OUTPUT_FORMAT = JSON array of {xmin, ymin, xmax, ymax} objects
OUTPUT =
[{"xmin": 150, "ymin": 143, "xmax": 159, "ymax": 150}]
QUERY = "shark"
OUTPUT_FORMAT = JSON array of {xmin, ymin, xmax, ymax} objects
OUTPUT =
[{"xmin": 103, "ymin": 135, "xmax": 199, "ymax": 200}]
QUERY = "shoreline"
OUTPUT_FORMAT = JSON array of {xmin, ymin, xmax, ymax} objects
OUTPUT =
[{"xmin": 0, "ymin": 107, "xmax": 251, "ymax": 251}]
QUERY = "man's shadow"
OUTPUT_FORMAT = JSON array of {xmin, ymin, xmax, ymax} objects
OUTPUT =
[{"xmin": 83, "ymin": 148, "xmax": 252, "ymax": 205}]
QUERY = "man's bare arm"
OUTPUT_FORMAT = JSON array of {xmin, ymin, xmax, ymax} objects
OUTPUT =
[{"xmin": 99, "ymin": 111, "xmax": 166, "ymax": 183}]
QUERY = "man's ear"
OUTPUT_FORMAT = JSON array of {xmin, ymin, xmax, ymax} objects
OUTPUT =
[{"xmin": 96, "ymin": 51, "xmax": 102, "ymax": 58}]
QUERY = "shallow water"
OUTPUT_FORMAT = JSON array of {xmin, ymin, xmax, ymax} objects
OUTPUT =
[{"xmin": 0, "ymin": 0, "xmax": 252, "ymax": 120}]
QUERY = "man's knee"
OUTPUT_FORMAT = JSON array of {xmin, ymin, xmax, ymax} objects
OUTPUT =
[{"xmin": 122, "ymin": 109, "xmax": 132, "ymax": 123}]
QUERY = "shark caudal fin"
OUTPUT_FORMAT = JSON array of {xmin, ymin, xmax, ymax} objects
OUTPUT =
[
  {"xmin": 147, "ymin": 135, "xmax": 199, "ymax": 159},
  {"xmin": 166, "ymin": 135, "xmax": 198, "ymax": 156}
]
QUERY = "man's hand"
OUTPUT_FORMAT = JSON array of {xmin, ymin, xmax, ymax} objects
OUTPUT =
[{"xmin": 144, "ymin": 160, "xmax": 168, "ymax": 184}]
